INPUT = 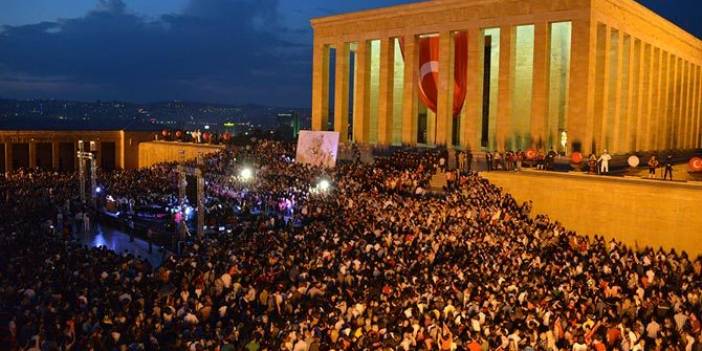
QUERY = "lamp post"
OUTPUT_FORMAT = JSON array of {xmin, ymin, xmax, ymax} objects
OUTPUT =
[
  {"xmin": 177, "ymin": 153, "xmax": 205, "ymax": 239},
  {"xmin": 76, "ymin": 140, "xmax": 98, "ymax": 206}
]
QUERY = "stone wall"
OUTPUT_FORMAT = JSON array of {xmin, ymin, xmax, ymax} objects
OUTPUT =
[
  {"xmin": 483, "ymin": 171, "xmax": 702, "ymax": 255},
  {"xmin": 138, "ymin": 141, "xmax": 224, "ymax": 168}
]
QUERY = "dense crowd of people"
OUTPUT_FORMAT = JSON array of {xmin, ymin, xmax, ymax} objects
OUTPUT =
[{"xmin": 1, "ymin": 140, "xmax": 702, "ymax": 351}]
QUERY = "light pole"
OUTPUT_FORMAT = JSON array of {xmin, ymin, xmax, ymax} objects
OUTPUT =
[
  {"xmin": 177, "ymin": 153, "xmax": 205, "ymax": 239},
  {"xmin": 76, "ymin": 140, "xmax": 98, "ymax": 206}
]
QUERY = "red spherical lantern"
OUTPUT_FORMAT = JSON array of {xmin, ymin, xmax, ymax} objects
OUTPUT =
[
  {"xmin": 161, "ymin": 129, "xmax": 169, "ymax": 138},
  {"xmin": 175, "ymin": 130, "xmax": 183, "ymax": 139},
  {"xmin": 689, "ymin": 157, "xmax": 702, "ymax": 172},
  {"xmin": 526, "ymin": 148, "xmax": 537, "ymax": 161},
  {"xmin": 222, "ymin": 132, "xmax": 232, "ymax": 142},
  {"xmin": 570, "ymin": 152, "xmax": 583, "ymax": 164},
  {"xmin": 202, "ymin": 132, "xmax": 211, "ymax": 142}
]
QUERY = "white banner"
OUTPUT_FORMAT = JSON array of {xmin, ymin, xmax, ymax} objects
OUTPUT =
[{"xmin": 295, "ymin": 130, "xmax": 339, "ymax": 168}]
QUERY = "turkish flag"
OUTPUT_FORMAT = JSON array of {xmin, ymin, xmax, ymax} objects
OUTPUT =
[{"xmin": 408, "ymin": 33, "xmax": 468, "ymax": 117}]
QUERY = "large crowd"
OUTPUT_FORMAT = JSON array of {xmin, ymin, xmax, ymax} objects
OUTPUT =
[{"xmin": 1, "ymin": 140, "xmax": 702, "ymax": 351}]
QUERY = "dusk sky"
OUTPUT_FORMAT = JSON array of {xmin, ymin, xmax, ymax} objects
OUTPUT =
[{"xmin": 1, "ymin": 0, "xmax": 700, "ymax": 107}]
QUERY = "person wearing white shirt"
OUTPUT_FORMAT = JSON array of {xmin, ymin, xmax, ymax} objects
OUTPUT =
[{"xmin": 598, "ymin": 149, "xmax": 612, "ymax": 174}]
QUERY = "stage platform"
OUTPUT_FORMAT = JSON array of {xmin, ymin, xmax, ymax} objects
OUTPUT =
[{"xmin": 482, "ymin": 170, "xmax": 702, "ymax": 255}]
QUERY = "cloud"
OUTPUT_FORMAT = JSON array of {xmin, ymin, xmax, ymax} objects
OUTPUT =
[{"xmin": 0, "ymin": 0, "xmax": 312, "ymax": 106}]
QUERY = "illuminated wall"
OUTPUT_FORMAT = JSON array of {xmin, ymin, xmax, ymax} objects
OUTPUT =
[
  {"xmin": 547, "ymin": 22, "xmax": 572, "ymax": 152},
  {"xmin": 511, "ymin": 25, "xmax": 535, "ymax": 150}
]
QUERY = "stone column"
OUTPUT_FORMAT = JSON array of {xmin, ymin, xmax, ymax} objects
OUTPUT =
[
  {"xmin": 622, "ymin": 36, "xmax": 636, "ymax": 153},
  {"xmin": 593, "ymin": 24, "xmax": 610, "ymax": 155},
  {"xmin": 462, "ymin": 27, "xmax": 483, "ymax": 151},
  {"xmin": 685, "ymin": 62, "xmax": 695, "ymax": 149},
  {"xmin": 436, "ymin": 31, "xmax": 454, "ymax": 147},
  {"xmin": 689, "ymin": 65, "xmax": 698, "ymax": 149},
  {"xmin": 353, "ymin": 41, "xmax": 371, "ymax": 144},
  {"xmin": 670, "ymin": 56, "xmax": 680, "ymax": 150},
  {"xmin": 496, "ymin": 25, "xmax": 514, "ymax": 152},
  {"xmin": 660, "ymin": 52, "xmax": 671, "ymax": 150},
  {"xmin": 51, "ymin": 141, "xmax": 60, "ymax": 170},
  {"xmin": 642, "ymin": 44, "xmax": 656, "ymax": 152},
  {"xmin": 696, "ymin": 66, "xmax": 702, "ymax": 148},
  {"xmin": 377, "ymin": 37, "xmax": 395, "ymax": 146},
  {"xmin": 95, "ymin": 140, "xmax": 102, "ymax": 170},
  {"xmin": 610, "ymin": 30, "xmax": 623, "ymax": 154},
  {"xmin": 311, "ymin": 39, "xmax": 330, "ymax": 131},
  {"xmin": 3, "ymin": 143, "xmax": 10, "ymax": 173},
  {"xmin": 676, "ymin": 60, "xmax": 686, "ymax": 150},
  {"xmin": 530, "ymin": 22, "xmax": 549, "ymax": 150},
  {"xmin": 401, "ymin": 34, "xmax": 419, "ymax": 146},
  {"xmin": 29, "ymin": 140, "xmax": 37, "ymax": 169},
  {"xmin": 334, "ymin": 41, "xmax": 350, "ymax": 143}
]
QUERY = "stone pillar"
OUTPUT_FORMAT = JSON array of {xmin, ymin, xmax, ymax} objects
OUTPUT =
[
  {"xmin": 95, "ymin": 140, "xmax": 102, "ymax": 170},
  {"xmin": 353, "ymin": 41, "xmax": 371, "ymax": 144},
  {"xmin": 696, "ymin": 66, "xmax": 702, "ymax": 148},
  {"xmin": 312, "ymin": 39, "xmax": 330, "ymax": 131},
  {"xmin": 685, "ymin": 61, "xmax": 694, "ymax": 149},
  {"xmin": 592, "ymin": 24, "xmax": 610, "ymax": 155},
  {"xmin": 689, "ymin": 65, "xmax": 698, "ymax": 149},
  {"xmin": 462, "ymin": 27, "xmax": 483, "ymax": 151},
  {"xmin": 642, "ymin": 45, "xmax": 656, "ymax": 152},
  {"xmin": 436, "ymin": 31, "xmax": 454, "ymax": 147},
  {"xmin": 670, "ymin": 56, "xmax": 680, "ymax": 150},
  {"xmin": 621, "ymin": 36, "xmax": 636, "ymax": 153},
  {"xmin": 660, "ymin": 52, "xmax": 671, "ymax": 150},
  {"xmin": 401, "ymin": 34, "xmax": 419, "ymax": 146},
  {"xmin": 675, "ymin": 58, "xmax": 683, "ymax": 149},
  {"xmin": 530, "ymin": 22, "xmax": 549, "ymax": 150},
  {"xmin": 496, "ymin": 25, "xmax": 514, "ymax": 152},
  {"xmin": 28, "ymin": 141, "xmax": 37, "ymax": 169},
  {"xmin": 377, "ymin": 37, "xmax": 395, "ymax": 146},
  {"xmin": 3, "ymin": 143, "xmax": 10, "ymax": 173},
  {"xmin": 51, "ymin": 141, "xmax": 60, "ymax": 170},
  {"xmin": 676, "ymin": 60, "xmax": 685, "ymax": 150},
  {"xmin": 334, "ymin": 41, "xmax": 350, "ymax": 143},
  {"xmin": 611, "ymin": 30, "xmax": 624, "ymax": 154}
]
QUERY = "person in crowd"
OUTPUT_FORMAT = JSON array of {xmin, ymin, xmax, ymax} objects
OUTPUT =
[
  {"xmin": 664, "ymin": 154, "xmax": 675, "ymax": 180},
  {"xmin": 515, "ymin": 149, "xmax": 523, "ymax": 171},
  {"xmin": 598, "ymin": 149, "xmax": 612, "ymax": 174},
  {"xmin": 485, "ymin": 151, "xmax": 493, "ymax": 171},
  {"xmin": 536, "ymin": 151, "xmax": 546, "ymax": 171},
  {"xmin": 588, "ymin": 153, "xmax": 598, "ymax": 175},
  {"xmin": 546, "ymin": 148, "xmax": 558, "ymax": 171},
  {"xmin": 494, "ymin": 151, "xmax": 502, "ymax": 171},
  {"xmin": 1, "ymin": 140, "xmax": 701, "ymax": 351},
  {"xmin": 648, "ymin": 155, "xmax": 660, "ymax": 179}
]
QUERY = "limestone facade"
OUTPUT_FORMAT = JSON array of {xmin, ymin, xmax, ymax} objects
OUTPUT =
[
  {"xmin": 311, "ymin": 0, "xmax": 702, "ymax": 155},
  {"xmin": 484, "ymin": 171, "xmax": 702, "ymax": 255}
]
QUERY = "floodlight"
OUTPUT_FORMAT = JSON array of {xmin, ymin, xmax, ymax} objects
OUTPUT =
[
  {"xmin": 318, "ymin": 179, "xmax": 331, "ymax": 192},
  {"xmin": 240, "ymin": 168, "xmax": 253, "ymax": 181}
]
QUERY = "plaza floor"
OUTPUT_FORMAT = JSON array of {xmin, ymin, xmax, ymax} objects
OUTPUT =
[{"xmin": 75, "ymin": 223, "xmax": 170, "ymax": 267}]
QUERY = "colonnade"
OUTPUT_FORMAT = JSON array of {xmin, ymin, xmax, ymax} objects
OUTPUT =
[
  {"xmin": 592, "ymin": 23, "xmax": 702, "ymax": 154},
  {"xmin": 310, "ymin": 0, "xmax": 702, "ymax": 155},
  {"xmin": 1, "ymin": 140, "xmax": 112, "ymax": 173},
  {"xmin": 0, "ymin": 131, "xmax": 153, "ymax": 173}
]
